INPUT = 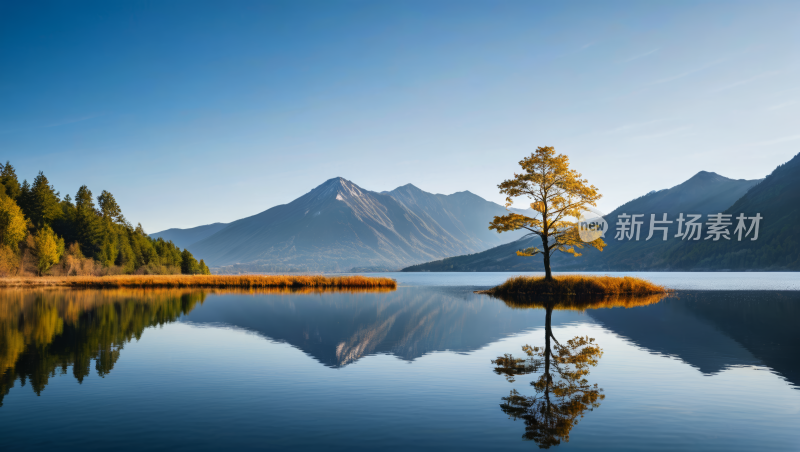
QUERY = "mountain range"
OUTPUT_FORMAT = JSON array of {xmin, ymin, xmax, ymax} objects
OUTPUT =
[
  {"xmin": 403, "ymin": 152, "xmax": 800, "ymax": 272},
  {"xmin": 152, "ymin": 178, "xmax": 530, "ymax": 272},
  {"xmin": 154, "ymin": 152, "xmax": 799, "ymax": 272}
]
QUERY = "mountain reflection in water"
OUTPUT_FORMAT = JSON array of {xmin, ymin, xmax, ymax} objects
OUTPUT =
[{"xmin": 1, "ymin": 287, "xmax": 798, "ymax": 410}]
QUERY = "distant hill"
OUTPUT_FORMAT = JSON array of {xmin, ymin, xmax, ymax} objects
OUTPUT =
[
  {"xmin": 666, "ymin": 151, "xmax": 800, "ymax": 270},
  {"xmin": 403, "ymin": 169, "xmax": 765, "ymax": 272},
  {"xmin": 555, "ymin": 170, "xmax": 762, "ymax": 271},
  {"xmin": 150, "ymin": 222, "xmax": 228, "ymax": 249},
  {"xmin": 184, "ymin": 178, "xmax": 529, "ymax": 272}
]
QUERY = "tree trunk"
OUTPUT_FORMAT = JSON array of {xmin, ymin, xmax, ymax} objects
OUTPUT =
[{"xmin": 543, "ymin": 249, "xmax": 552, "ymax": 281}]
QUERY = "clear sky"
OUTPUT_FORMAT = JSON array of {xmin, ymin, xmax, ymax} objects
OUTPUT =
[{"xmin": 2, "ymin": 0, "xmax": 798, "ymax": 232}]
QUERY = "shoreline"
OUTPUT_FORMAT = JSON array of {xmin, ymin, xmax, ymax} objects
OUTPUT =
[{"xmin": 0, "ymin": 274, "xmax": 397, "ymax": 289}]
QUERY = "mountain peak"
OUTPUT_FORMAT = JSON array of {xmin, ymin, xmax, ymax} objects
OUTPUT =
[
  {"xmin": 320, "ymin": 176, "xmax": 354, "ymax": 187},
  {"xmin": 686, "ymin": 171, "xmax": 727, "ymax": 184},
  {"xmin": 391, "ymin": 183, "xmax": 423, "ymax": 193},
  {"xmin": 299, "ymin": 177, "xmax": 366, "ymax": 205}
]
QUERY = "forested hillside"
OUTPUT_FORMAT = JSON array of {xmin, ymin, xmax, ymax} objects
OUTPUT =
[
  {"xmin": 666, "ymin": 152, "xmax": 800, "ymax": 270},
  {"xmin": 0, "ymin": 162, "xmax": 209, "ymax": 276}
]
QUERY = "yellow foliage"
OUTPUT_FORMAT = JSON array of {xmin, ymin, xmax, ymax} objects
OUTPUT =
[
  {"xmin": 489, "ymin": 147, "xmax": 606, "ymax": 277},
  {"xmin": 493, "ymin": 334, "xmax": 605, "ymax": 447},
  {"xmin": 0, "ymin": 196, "xmax": 26, "ymax": 248},
  {"xmin": 0, "ymin": 245, "xmax": 20, "ymax": 276},
  {"xmin": 33, "ymin": 226, "xmax": 64, "ymax": 275},
  {"xmin": 0, "ymin": 326, "xmax": 25, "ymax": 374}
]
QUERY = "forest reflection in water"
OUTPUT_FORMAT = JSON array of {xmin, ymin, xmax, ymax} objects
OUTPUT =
[
  {"xmin": 0, "ymin": 288, "xmax": 210, "ymax": 406},
  {"xmin": 489, "ymin": 293, "xmax": 670, "ymax": 448},
  {"xmin": 0, "ymin": 287, "xmax": 391, "ymax": 407}
]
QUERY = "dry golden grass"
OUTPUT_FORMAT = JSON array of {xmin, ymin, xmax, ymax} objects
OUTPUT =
[
  {"xmin": 483, "ymin": 274, "xmax": 669, "ymax": 296},
  {"xmin": 0, "ymin": 274, "xmax": 397, "ymax": 290}
]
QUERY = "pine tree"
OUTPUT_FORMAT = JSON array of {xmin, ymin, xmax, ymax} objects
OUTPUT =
[
  {"xmin": 115, "ymin": 228, "xmax": 136, "ymax": 273},
  {"xmin": 180, "ymin": 248, "xmax": 199, "ymax": 274},
  {"xmin": 0, "ymin": 162, "xmax": 21, "ymax": 200},
  {"xmin": 97, "ymin": 190, "xmax": 124, "ymax": 224},
  {"xmin": 52, "ymin": 194, "xmax": 78, "ymax": 246},
  {"xmin": 28, "ymin": 171, "xmax": 62, "ymax": 228},
  {"xmin": 198, "ymin": 259, "xmax": 211, "ymax": 275},
  {"xmin": 75, "ymin": 185, "xmax": 102, "ymax": 257},
  {"xmin": 18, "ymin": 180, "xmax": 31, "ymax": 217}
]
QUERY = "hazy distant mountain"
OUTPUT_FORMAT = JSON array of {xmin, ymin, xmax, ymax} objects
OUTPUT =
[
  {"xmin": 556, "ymin": 170, "xmax": 763, "ymax": 271},
  {"xmin": 387, "ymin": 184, "xmax": 529, "ymax": 249},
  {"xmin": 667, "ymin": 151, "xmax": 800, "ymax": 270},
  {"xmin": 403, "ymin": 169, "xmax": 763, "ymax": 272},
  {"xmin": 150, "ymin": 222, "xmax": 228, "ymax": 249},
  {"xmin": 186, "ymin": 177, "xmax": 528, "ymax": 271}
]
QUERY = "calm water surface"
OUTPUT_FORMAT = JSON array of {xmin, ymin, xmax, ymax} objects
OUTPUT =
[{"xmin": 1, "ymin": 273, "xmax": 799, "ymax": 450}]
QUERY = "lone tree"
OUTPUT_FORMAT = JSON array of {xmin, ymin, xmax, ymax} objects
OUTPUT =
[{"xmin": 489, "ymin": 147, "xmax": 605, "ymax": 280}]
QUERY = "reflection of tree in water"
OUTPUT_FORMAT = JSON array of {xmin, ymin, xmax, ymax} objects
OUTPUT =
[
  {"xmin": 489, "ymin": 292, "xmax": 670, "ymax": 447},
  {"xmin": 0, "ymin": 289, "xmax": 206, "ymax": 407},
  {"xmin": 491, "ymin": 296, "xmax": 621, "ymax": 449}
]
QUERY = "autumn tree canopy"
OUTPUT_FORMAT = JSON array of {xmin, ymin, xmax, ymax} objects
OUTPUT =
[{"xmin": 489, "ymin": 147, "xmax": 605, "ymax": 280}]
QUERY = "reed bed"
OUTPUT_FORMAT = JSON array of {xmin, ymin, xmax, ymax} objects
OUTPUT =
[
  {"xmin": 0, "ymin": 274, "xmax": 397, "ymax": 290},
  {"xmin": 483, "ymin": 274, "xmax": 669, "ymax": 296}
]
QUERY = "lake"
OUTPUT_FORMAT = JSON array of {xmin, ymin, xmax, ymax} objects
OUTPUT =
[{"xmin": 1, "ymin": 272, "xmax": 799, "ymax": 450}]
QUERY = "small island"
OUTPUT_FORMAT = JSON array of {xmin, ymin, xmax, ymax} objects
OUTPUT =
[{"xmin": 480, "ymin": 274, "xmax": 669, "ymax": 297}]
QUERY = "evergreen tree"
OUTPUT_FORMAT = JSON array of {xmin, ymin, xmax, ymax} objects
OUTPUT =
[
  {"xmin": 28, "ymin": 172, "xmax": 62, "ymax": 228},
  {"xmin": 18, "ymin": 180, "xmax": 31, "ymax": 217},
  {"xmin": 97, "ymin": 190, "xmax": 124, "ymax": 224},
  {"xmin": 181, "ymin": 248, "xmax": 200, "ymax": 274},
  {"xmin": 98, "ymin": 235, "xmax": 118, "ymax": 268},
  {"xmin": 155, "ymin": 238, "xmax": 182, "ymax": 267},
  {"xmin": 75, "ymin": 185, "xmax": 101, "ymax": 257},
  {"xmin": 115, "ymin": 227, "xmax": 136, "ymax": 273},
  {"xmin": 198, "ymin": 259, "xmax": 211, "ymax": 275},
  {"xmin": 52, "ymin": 194, "xmax": 78, "ymax": 246},
  {"xmin": 0, "ymin": 162, "xmax": 21, "ymax": 200}
]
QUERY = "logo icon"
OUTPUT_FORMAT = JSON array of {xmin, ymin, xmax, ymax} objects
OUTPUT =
[{"xmin": 577, "ymin": 207, "xmax": 608, "ymax": 242}]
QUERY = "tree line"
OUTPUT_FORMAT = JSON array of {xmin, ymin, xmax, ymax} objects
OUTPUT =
[{"xmin": 0, "ymin": 161, "xmax": 210, "ymax": 276}]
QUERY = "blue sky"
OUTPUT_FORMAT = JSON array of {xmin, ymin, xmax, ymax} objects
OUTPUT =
[{"xmin": 2, "ymin": 0, "xmax": 798, "ymax": 232}]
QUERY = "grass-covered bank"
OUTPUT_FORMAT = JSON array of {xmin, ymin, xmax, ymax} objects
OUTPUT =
[
  {"xmin": 481, "ymin": 274, "xmax": 669, "ymax": 296},
  {"xmin": 0, "ymin": 274, "xmax": 397, "ymax": 289}
]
